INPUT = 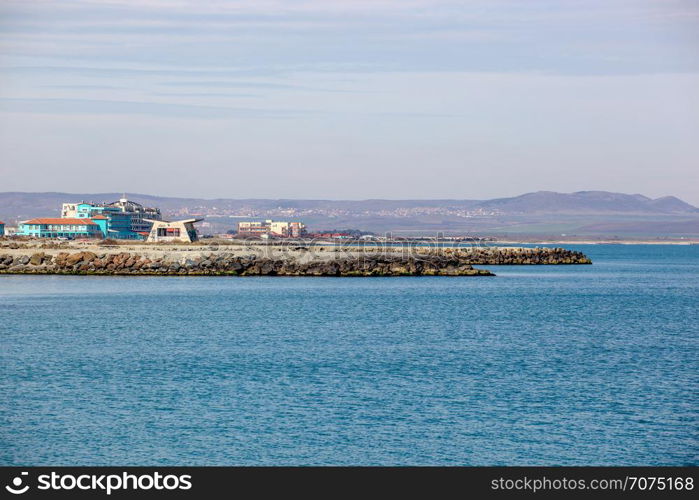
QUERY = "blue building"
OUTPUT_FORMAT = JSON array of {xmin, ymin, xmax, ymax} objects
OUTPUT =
[
  {"xmin": 61, "ymin": 197, "xmax": 161, "ymax": 240},
  {"xmin": 89, "ymin": 215, "xmax": 110, "ymax": 238},
  {"xmin": 0, "ymin": 221, "xmax": 4, "ymax": 236},
  {"xmin": 17, "ymin": 218, "xmax": 102, "ymax": 239}
]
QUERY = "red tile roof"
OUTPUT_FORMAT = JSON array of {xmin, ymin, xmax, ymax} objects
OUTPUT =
[
  {"xmin": 91, "ymin": 215, "xmax": 109, "ymax": 220},
  {"xmin": 24, "ymin": 218, "xmax": 97, "ymax": 226},
  {"xmin": 0, "ymin": 221, "xmax": 4, "ymax": 225}
]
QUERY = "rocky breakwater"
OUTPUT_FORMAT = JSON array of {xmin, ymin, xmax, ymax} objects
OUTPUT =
[
  {"xmin": 424, "ymin": 246, "xmax": 592, "ymax": 265},
  {"xmin": 0, "ymin": 251, "xmax": 494, "ymax": 277}
]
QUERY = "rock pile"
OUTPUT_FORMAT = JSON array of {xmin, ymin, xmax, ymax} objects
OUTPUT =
[
  {"xmin": 450, "ymin": 247, "xmax": 592, "ymax": 265},
  {"xmin": 0, "ymin": 251, "xmax": 494, "ymax": 276}
]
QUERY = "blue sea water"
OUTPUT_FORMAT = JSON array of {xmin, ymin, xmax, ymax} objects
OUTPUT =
[{"xmin": 0, "ymin": 245, "xmax": 697, "ymax": 465}]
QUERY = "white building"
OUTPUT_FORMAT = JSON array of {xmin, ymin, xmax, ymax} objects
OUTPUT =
[
  {"xmin": 237, "ymin": 220, "xmax": 306, "ymax": 237},
  {"xmin": 146, "ymin": 219, "xmax": 203, "ymax": 243}
]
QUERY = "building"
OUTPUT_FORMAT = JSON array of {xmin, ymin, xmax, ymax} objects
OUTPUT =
[
  {"xmin": 61, "ymin": 196, "xmax": 161, "ymax": 239},
  {"xmin": 237, "ymin": 220, "xmax": 306, "ymax": 238},
  {"xmin": 0, "ymin": 221, "xmax": 4, "ymax": 236},
  {"xmin": 17, "ymin": 218, "xmax": 102, "ymax": 239},
  {"xmin": 237, "ymin": 221, "xmax": 268, "ymax": 236},
  {"xmin": 146, "ymin": 219, "xmax": 202, "ymax": 243},
  {"xmin": 104, "ymin": 197, "xmax": 162, "ymax": 233},
  {"xmin": 269, "ymin": 221, "xmax": 306, "ymax": 237}
]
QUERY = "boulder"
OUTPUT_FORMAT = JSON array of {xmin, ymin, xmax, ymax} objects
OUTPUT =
[
  {"xmin": 29, "ymin": 253, "xmax": 45, "ymax": 266},
  {"xmin": 65, "ymin": 253, "xmax": 83, "ymax": 266}
]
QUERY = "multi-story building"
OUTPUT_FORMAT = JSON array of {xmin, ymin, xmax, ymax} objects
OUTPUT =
[
  {"xmin": 269, "ymin": 221, "xmax": 306, "ymax": 237},
  {"xmin": 104, "ymin": 197, "xmax": 161, "ymax": 233},
  {"xmin": 237, "ymin": 220, "xmax": 306, "ymax": 238},
  {"xmin": 0, "ymin": 221, "xmax": 4, "ymax": 236},
  {"xmin": 237, "ymin": 221, "xmax": 269, "ymax": 236},
  {"xmin": 61, "ymin": 196, "xmax": 161, "ymax": 239},
  {"xmin": 17, "ymin": 218, "xmax": 102, "ymax": 239}
]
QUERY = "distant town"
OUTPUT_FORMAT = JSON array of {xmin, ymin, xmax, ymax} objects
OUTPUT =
[
  {"xmin": 167, "ymin": 204, "xmax": 503, "ymax": 220},
  {"xmin": 0, "ymin": 197, "xmax": 487, "ymax": 244},
  {"xmin": 1, "ymin": 191, "xmax": 697, "ymax": 241},
  {"xmin": 0, "ymin": 196, "xmax": 327, "ymax": 243}
]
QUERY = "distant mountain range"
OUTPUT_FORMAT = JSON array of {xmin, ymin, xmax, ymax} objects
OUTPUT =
[
  {"xmin": 1, "ymin": 190, "xmax": 698, "ymax": 238},
  {"xmin": 476, "ymin": 191, "xmax": 698, "ymax": 215}
]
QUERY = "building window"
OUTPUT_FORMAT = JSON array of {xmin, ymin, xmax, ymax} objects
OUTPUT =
[{"xmin": 157, "ymin": 227, "xmax": 180, "ymax": 237}]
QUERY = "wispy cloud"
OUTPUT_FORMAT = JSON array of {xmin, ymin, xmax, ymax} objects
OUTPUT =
[
  {"xmin": 151, "ymin": 91, "xmax": 261, "ymax": 98},
  {"xmin": 0, "ymin": 97, "xmax": 311, "ymax": 118},
  {"xmin": 1, "ymin": 0, "xmax": 696, "ymax": 74},
  {"xmin": 160, "ymin": 81, "xmax": 307, "ymax": 90},
  {"xmin": 42, "ymin": 84, "xmax": 125, "ymax": 90},
  {"xmin": 0, "ymin": 65, "xmax": 268, "ymax": 78}
]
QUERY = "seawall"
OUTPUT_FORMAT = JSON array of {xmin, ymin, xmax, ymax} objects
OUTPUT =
[
  {"xmin": 0, "ymin": 251, "xmax": 493, "ymax": 276},
  {"xmin": 444, "ymin": 246, "xmax": 592, "ymax": 265},
  {"xmin": 0, "ymin": 243, "xmax": 591, "ymax": 277}
]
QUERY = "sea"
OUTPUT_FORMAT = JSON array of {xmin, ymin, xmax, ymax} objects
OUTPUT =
[{"xmin": 0, "ymin": 245, "xmax": 697, "ymax": 465}]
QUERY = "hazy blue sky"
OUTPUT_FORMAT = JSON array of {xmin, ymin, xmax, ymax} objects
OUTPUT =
[{"xmin": 1, "ymin": 0, "xmax": 698, "ymax": 202}]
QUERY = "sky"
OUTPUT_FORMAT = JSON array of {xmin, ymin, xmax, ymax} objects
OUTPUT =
[{"xmin": 1, "ymin": 0, "xmax": 698, "ymax": 203}]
